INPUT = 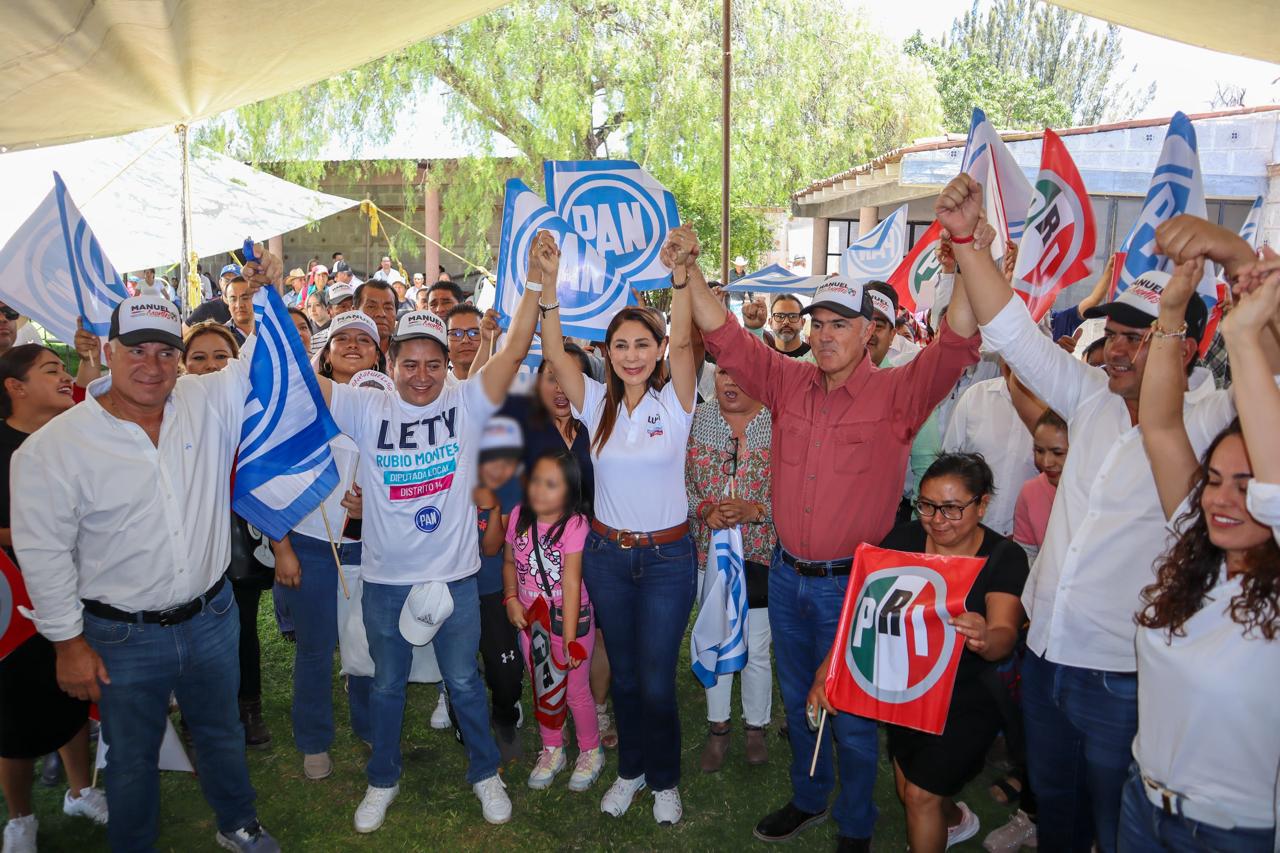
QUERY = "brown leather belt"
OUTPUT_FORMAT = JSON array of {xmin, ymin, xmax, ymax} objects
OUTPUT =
[{"xmin": 590, "ymin": 519, "xmax": 690, "ymax": 549}]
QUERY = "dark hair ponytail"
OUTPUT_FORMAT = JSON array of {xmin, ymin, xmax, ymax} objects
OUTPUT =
[
  {"xmin": 0, "ymin": 344, "xmax": 58, "ymax": 419},
  {"xmin": 516, "ymin": 449, "xmax": 586, "ymax": 547}
]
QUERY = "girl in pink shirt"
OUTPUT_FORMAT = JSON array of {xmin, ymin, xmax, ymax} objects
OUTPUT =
[
  {"xmin": 503, "ymin": 450, "xmax": 602, "ymax": 792},
  {"xmin": 1013, "ymin": 410, "xmax": 1069, "ymax": 562}
]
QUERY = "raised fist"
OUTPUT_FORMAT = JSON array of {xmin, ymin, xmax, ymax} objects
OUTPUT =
[
  {"xmin": 242, "ymin": 244, "xmax": 283, "ymax": 290},
  {"xmin": 527, "ymin": 230, "xmax": 561, "ymax": 285},
  {"xmin": 934, "ymin": 174, "xmax": 983, "ymax": 240},
  {"xmin": 741, "ymin": 297, "xmax": 767, "ymax": 330}
]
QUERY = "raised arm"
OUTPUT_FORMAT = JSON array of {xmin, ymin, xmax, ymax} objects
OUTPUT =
[
  {"xmin": 1222, "ymin": 274, "xmax": 1280, "ymax": 485},
  {"xmin": 936, "ymin": 175, "xmax": 1014, "ymax": 327},
  {"xmin": 1078, "ymin": 255, "xmax": 1114, "ymax": 315},
  {"xmin": 659, "ymin": 226, "xmax": 699, "ymax": 412},
  {"xmin": 1137, "ymin": 257, "xmax": 1205, "ymax": 519},
  {"xmin": 534, "ymin": 232, "xmax": 587, "ymax": 413},
  {"xmin": 479, "ymin": 241, "xmax": 543, "ymax": 405}
]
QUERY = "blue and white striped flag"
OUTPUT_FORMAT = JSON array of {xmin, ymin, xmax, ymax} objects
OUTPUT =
[
  {"xmin": 691, "ymin": 526, "xmax": 749, "ymax": 688},
  {"xmin": 840, "ymin": 204, "xmax": 908, "ymax": 284},
  {"xmin": 0, "ymin": 172, "xmax": 128, "ymax": 344},
  {"xmin": 233, "ymin": 285, "xmax": 342, "ymax": 542},
  {"xmin": 724, "ymin": 263, "xmax": 827, "ymax": 294},
  {"xmin": 1239, "ymin": 195, "xmax": 1264, "ymax": 251},
  {"xmin": 962, "ymin": 108, "xmax": 1033, "ymax": 259}
]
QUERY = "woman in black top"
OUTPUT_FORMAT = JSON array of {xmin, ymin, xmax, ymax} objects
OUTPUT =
[
  {"xmin": 523, "ymin": 342, "xmax": 596, "ymax": 513},
  {"xmin": 881, "ymin": 453, "xmax": 1028, "ymax": 851},
  {"xmin": 0, "ymin": 345, "xmax": 107, "ymax": 847}
]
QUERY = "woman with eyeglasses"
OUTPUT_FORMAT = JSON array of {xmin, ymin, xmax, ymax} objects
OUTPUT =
[
  {"xmin": 685, "ymin": 366, "xmax": 775, "ymax": 772},
  {"xmin": 811, "ymin": 452, "xmax": 1028, "ymax": 851}
]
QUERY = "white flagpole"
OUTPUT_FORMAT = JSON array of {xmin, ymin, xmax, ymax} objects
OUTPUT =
[{"xmin": 808, "ymin": 708, "xmax": 827, "ymax": 777}]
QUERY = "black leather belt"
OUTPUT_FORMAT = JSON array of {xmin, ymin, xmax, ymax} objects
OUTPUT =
[
  {"xmin": 778, "ymin": 548, "xmax": 853, "ymax": 577},
  {"xmin": 82, "ymin": 577, "xmax": 226, "ymax": 627}
]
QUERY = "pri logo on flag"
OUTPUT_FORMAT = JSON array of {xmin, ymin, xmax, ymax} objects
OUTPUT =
[
  {"xmin": 889, "ymin": 220, "xmax": 945, "ymax": 313},
  {"xmin": 544, "ymin": 160, "xmax": 681, "ymax": 292}
]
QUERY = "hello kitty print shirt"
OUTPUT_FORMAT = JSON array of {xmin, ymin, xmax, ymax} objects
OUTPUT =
[{"xmin": 505, "ymin": 507, "xmax": 591, "ymax": 606}]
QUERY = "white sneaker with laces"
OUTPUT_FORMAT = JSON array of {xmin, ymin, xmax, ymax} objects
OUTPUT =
[
  {"xmin": 568, "ymin": 746, "xmax": 605, "ymax": 792},
  {"xmin": 3, "ymin": 815, "xmax": 37, "ymax": 853},
  {"xmin": 430, "ymin": 690, "xmax": 450, "ymax": 730},
  {"xmin": 652, "ymin": 788, "xmax": 683, "ymax": 825},
  {"xmin": 354, "ymin": 784, "xmax": 399, "ymax": 834},
  {"xmin": 600, "ymin": 774, "xmax": 647, "ymax": 817},
  {"xmin": 983, "ymin": 809, "xmax": 1037, "ymax": 852},
  {"xmin": 63, "ymin": 787, "xmax": 108, "ymax": 824},
  {"xmin": 473, "ymin": 774, "xmax": 512, "ymax": 824},
  {"xmin": 947, "ymin": 801, "xmax": 981, "ymax": 848},
  {"xmin": 527, "ymin": 746, "xmax": 566, "ymax": 790}
]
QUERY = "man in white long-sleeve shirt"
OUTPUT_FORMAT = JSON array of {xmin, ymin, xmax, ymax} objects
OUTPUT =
[
  {"xmin": 11, "ymin": 294, "xmax": 281, "ymax": 852},
  {"xmin": 934, "ymin": 174, "xmax": 1274, "ymax": 853}
]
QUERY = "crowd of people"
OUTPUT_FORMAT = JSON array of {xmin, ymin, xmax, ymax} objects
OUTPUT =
[{"xmin": 0, "ymin": 173, "xmax": 1276, "ymax": 853}]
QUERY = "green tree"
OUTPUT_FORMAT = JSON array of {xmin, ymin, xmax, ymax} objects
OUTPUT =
[
  {"xmin": 199, "ymin": 0, "xmax": 942, "ymax": 273},
  {"xmin": 942, "ymin": 0, "xmax": 1155, "ymax": 127}
]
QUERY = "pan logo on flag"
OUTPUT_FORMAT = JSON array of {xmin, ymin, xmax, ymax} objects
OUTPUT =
[{"xmin": 845, "ymin": 566, "xmax": 960, "ymax": 703}]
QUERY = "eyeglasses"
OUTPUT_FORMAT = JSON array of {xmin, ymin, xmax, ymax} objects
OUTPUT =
[
  {"xmin": 447, "ymin": 328, "xmax": 481, "ymax": 341},
  {"xmin": 0, "ymin": 306, "xmax": 17, "ymax": 321},
  {"xmin": 771, "ymin": 312, "xmax": 802, "ymax": 322},
  {"xmin": 720, "ymin": 436, "xmax": 740, "ymax": 479},
  {"xmin": 915, "ymin": 496, "xmax": 980, "ymax": 520}
]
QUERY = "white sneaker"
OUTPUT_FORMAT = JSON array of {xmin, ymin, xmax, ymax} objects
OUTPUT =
[
  {"xmin": 568, "ymin": 746, "xmax": 606, "ymax": 792},
  {"xmin": 354, "ymin": 784, "xmax": 399, "ymax": 834},
  {"xmin": 652, "ymin": 788, "xmax": 683, "ymax": 825},
  {"xmin": 983, "ymin": 809, "xmax": 1038, "ymax": 852},
  {"xmin": 3, "ymin": 815, "xmax": 37, "ymax": 853},
  {"xmin": 430, "ymin": 690, "xmax": 450, "ymax": 730},
  {"xmin": 527, "ymin": 746, "xmax": 566, "ymax": 790},
  {"xmin": 947, "ymin": 801, "xmax": 981, "ymax": 848},
  {"xmin": 600, "ymin": 774, "xmax": 647, "ymax": 817},
  {"xmin": 473, "ymin": 774, "xmax": 512, "ymax": 825},
  {"xmin": 63, "ymin": 787, "xmax": 108, "ymax": 824}
]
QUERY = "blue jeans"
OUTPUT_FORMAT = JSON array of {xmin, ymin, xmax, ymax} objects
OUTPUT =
[
  {"xmin": 1118, "ymin": 765, "xmax": 1274, "ymax": 852},
  {"xmin": 1022, "ymin": 650, "xmax": 1138, "ymax": 853},
  {"xmin": 769, "ymin": 549, "xmax": 878, "ymax": 839},
  {"xmin": 582, "ymin": 531, "xmax": 696, "ymax": 792},
  {"xmin": 85, "ymin": 581, "xmax": 257, "ymax": 852},
  {"xmin": 361, "ymin": 576, "xmax": 500, "ymax": 787},
  {"xmin": 273, "ymin": 535, "xmax": 371, "ymax": 754}
]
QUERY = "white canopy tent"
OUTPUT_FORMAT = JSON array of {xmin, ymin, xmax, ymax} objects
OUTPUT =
[{"xmin": 0, "ymin": 128, "xmax": 358, "ymax": 274}]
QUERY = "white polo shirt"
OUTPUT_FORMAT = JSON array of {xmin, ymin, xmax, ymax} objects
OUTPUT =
[
  {"xmin": 1135, "ymin": 562, "xmax": 1280, "ymax": 829},
  {"xmin": 329, "ymin": 378, "xmax": 498, "ymax": 584},
  {"xmin": 572, "ymin": 377, "xmax": 695, "ymax": 532},
  {"xmin": 12, "ymin": 347, "xmax": 254, "ymax": 641}
]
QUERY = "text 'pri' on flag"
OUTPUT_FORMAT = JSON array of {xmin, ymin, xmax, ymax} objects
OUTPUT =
[
  {"xmin": 543, "ymin": 160, "xmax": 680, "ymax": 293},
  {"xmin": 690, "ymin": 527, "xmax": 749, "ymax": 688},
  {"xmin": 1012, "ymin": 128, "xmax": 1097, "ymax": 322},
  {"xmin": 1116, "ymin": 111, "xmax": 1215, "ymax": 307},
  {"xmin": 888, "ymin": 220, "xmax": 945, "ymax": 313},
  {"xmin": 0, "ymin": 171, "xmax": 128, "ymax": 345},
  {"xmin": 962, "ymin": 108, "xmax": 1034, "ymax": 261},
  {"xmin": 840, "ymin": 204, "xmax": 907, "ymax": 284},
  {"xmin": 525, "ymin": 595, "xmax": 569, "ymax": 731},
  {"xmin": 495, "ymin": 178, "xmax": 635, "ymax": 340},
  {"xmin": 824, "ymin": 544, "xmax": 984, "ymax": 735},
  {"xmin": 233, "ymin": 285, "xmax": 341, "ymax": 542}
]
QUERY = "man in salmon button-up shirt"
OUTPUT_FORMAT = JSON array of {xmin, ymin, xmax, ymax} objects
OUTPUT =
[{"xmin": 675, "ymin": 225, "xmax": 981, "ymax": 851}]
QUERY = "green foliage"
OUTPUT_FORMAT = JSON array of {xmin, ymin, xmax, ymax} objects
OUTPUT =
[
  {"xmin": 198, "ymin": 0, "xmax": 942, "ymax": 272},
  {"xmin": 914, "ymin": 0, "xmax": 1156, "ymax": 131}
]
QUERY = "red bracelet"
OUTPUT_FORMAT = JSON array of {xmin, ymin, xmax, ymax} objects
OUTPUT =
[
  {"xmin": 502, "ymin": 593, "xmax": 518, "ymax": 606},
  {"xmin": 696, "ymin": 498, "xmax": 715, "ymax": 521},
  {"xmin": 950, "ymin": 232, "xmax": 975, "ymax": 244}
]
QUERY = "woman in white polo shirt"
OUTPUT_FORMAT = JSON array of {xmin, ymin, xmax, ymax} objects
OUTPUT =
[
  {"xmin": 540, "ymin": 226, "xmax": 699, "ymax": 826},
  {"xmin": 1131, "ymin": 257, "xmax": 1279, "ymax": 851}
]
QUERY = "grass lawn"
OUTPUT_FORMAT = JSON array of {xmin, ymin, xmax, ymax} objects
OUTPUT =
[{"xmin": 15, "ymin": 603, "xmax": 1021, "ymax": 851}]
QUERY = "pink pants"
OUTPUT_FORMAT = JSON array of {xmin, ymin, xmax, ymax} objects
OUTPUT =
[{"xmin": 518, "ymin": 609, "xmax": 599, "ymax": 751}]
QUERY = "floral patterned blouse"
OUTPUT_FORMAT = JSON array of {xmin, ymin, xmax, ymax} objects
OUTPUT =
[{"xmin": 684, "ymin": 401, "xmax": 776, "ymax": 565}]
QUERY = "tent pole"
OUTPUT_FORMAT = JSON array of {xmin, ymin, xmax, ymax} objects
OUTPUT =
[
  {"xmin": 177, "ymin": 124, "xmax": 194, "ymax": 315},
  {"xmin": 719, "ymin": 0, "xmax": 731, "ymax": 286}
]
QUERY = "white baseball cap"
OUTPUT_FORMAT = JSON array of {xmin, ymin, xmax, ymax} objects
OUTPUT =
[
  {"xmin": 326, "ymin": 310, "xmax": 380, "ymax": 344},
  {"xmin": 109, "ymin": 296, "xmax": 184, "ymax": 350},
  {"xmin": 392, "ymin": 310, "xmax": 448, "ymax": 348},
  {"xmin": 326, "ymin": 283, "xmax": 355, "ymax": 305},
  {"xmin": 801, "ymin": 275, "xmax": 872, "ymax": 321},
  {"xmin": 399, "ymin": 582, "xmax": 454, "ymax": 645},
  {"xmin": 1083, "ymin": 270, "xmax": 1208, "ymax": 341},
  {"xmin": 867, "ymin": 289, "xmax": 896, "ymax": 325},
  {"xmin": 479, "ymin": 416, "xmax": 524, "ymax": 462},
  {"xmin": 312, "ymin": 264, "xmax": 330, "ymax": 276}
]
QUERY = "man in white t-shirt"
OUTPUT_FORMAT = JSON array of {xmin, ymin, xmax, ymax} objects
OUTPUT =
[
  {"xmin": 313, "ymin": 246, "xmax": 542, "ymax": 833},
  {"xmin": 371, "ymin": 256, "xmax": 405, "ymax": 286}
]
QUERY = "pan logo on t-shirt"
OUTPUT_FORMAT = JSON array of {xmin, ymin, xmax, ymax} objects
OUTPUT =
[
  {"xmin": 374, "ymin": 406, "xmax": 461, "ymax": 502},
  {"xmin": 646, "ymin": 413, "xmax": 664, "ymax": 438},
  {"xmin": 415, "ymin": 506, "xmax": 442, "ymax": 533}
]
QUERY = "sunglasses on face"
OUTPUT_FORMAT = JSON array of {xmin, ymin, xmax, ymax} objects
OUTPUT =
[
  {"xmin": 0, "ymin": 307, "xmax": 17, "ymax": 321},
  {"xmin": 447, "ymin": 328, "xmax": 481, "ymax": 341}
]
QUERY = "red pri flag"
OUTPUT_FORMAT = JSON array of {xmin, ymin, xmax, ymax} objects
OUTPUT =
[
  {"xmin": 1011, "ymin": 129, "xmax": 1097, "ymax": 322},
  {"xmin": 524, "ymin": 596, "xmax": 568, "ymax": 730},
  {"xmin": 0, "ymin": 550, "xmax": 36, "ymax": 662},
  {"xmin": 887, "ymin": 221, "xmax": 944, "ymax": 313},
  {"xmin": 824, "ymin": 543, "xmax": 984, "ymax": 735}
]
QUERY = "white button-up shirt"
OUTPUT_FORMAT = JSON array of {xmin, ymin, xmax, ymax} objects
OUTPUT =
[
  {"xmin": 11, "ymin": 349, "xmax": 252, "ymax": 641},
  {"xmin": 980, "ymin": 297, "xmax": 1231, "ymax": 672},
  {"xmin": 941, "ymin": 376, "xmax": 1037, "ymax": 536}
]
